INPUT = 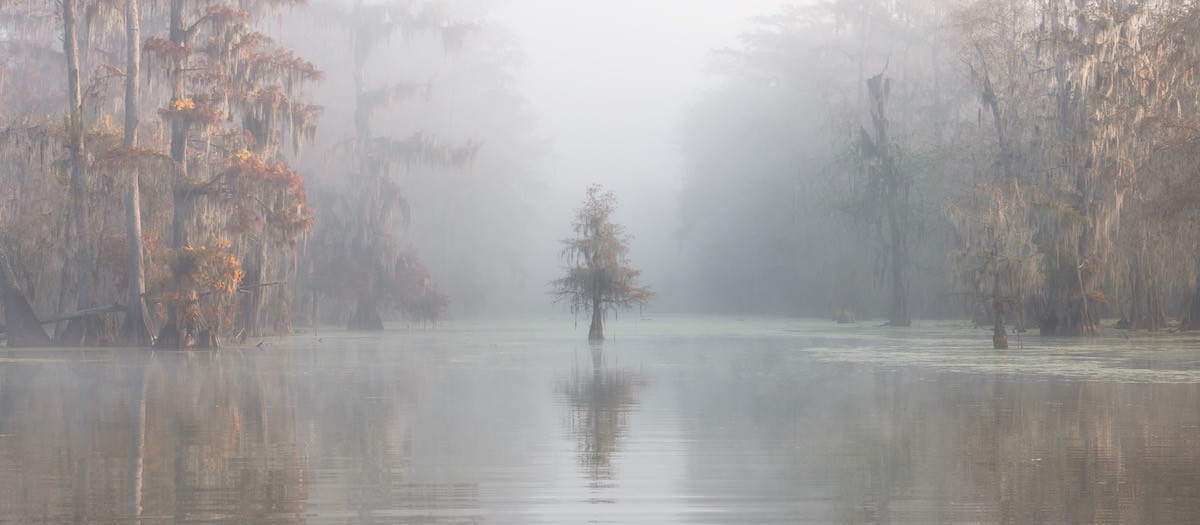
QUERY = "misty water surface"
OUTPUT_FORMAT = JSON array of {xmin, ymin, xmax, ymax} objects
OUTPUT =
[{"xmin": 2, "ymin": 317, "xmax": 1200, "ymax": 523}]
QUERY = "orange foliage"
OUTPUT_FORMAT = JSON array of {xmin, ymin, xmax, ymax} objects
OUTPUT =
[
  {"xmin": 230, "ymin": 33, "xmax": 324, "ymax": 82},
  {"xmin": 218, "ymin": 150, "xmax": 314, "ymax": 243},
  {"xmin": 170, "ymin": 98, "xmax": 196, "ymax": 111},
  {"xmin": 153, "ymin": 240, "xmax": 245, "ymax": 298},
  {"xmin": 143, "ymin": 36, "xmax": 192, "ymax": 59},
  {"xmin": 226, "ymin": 151, "xmax": 304, "ymax": 190},
  {"xmin": 158, "ymin": 100, "xmax": 224, "ymax": 127}
]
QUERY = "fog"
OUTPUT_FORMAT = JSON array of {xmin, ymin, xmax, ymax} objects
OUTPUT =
[
  {"xmin": 295, "ymin": 0, "xmax": 797, "ymax": 318},
  {"xmin": 9, "ymin": 2, "xmax": 1200, "ymax": 520},
  {"xmin": 5, "ymin": 0, "xmax": 1200, "ymax": 341},
  {"xmin": 494, "ymin": 0, "xmax": 793, "ymax": 314}
]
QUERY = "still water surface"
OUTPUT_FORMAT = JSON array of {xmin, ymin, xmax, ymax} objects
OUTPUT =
[{"xmin": 3, "ymin": 317, "xmax": 1200, "ymax": 523}]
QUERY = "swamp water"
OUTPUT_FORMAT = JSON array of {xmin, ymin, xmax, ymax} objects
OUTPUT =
[{"xmin": 2, "ymin": 317, "xmax": 1200, "ymax": 523}]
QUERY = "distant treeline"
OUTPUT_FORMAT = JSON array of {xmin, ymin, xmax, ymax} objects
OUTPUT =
[{"xmin": 678, "ymin": 0, "xmax": 1200, "ymax": 336}]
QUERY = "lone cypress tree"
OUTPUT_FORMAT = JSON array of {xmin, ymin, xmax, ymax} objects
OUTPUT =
[{"xmin": 552, "ymin": 185, "xmax": 653, "ymax": 340}]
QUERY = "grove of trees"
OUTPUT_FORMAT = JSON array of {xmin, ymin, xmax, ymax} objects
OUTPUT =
[
  {"xmin": 678, "ymin": 0, "xmax": 1200, "ymax": 342},
  {"xmin": 8, "ymin": 0, "xmax": 1198, "ymax": 348},
  {"xmin": 0, "ymin": 0, "xmax": 538, "ymax": 347}
]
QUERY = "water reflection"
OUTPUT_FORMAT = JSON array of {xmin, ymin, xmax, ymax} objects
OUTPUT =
[
  {"xmin": 557, "ymin": 343, "xmax": 648, "ymax": 491},
  {"xmin": 0, "ymin": 344, "xmax": 428, "ymax": 522},
  {"xmin": 676, "ymin": 356, "xmax": 1200, "ymax": 523},
  {"xmin": 0, "ymin": 351, "xmax": 288, "ymax": 521},
  {"xmin": 1, "ymin": 327, "xmax": 1200, "ymax": 522}
]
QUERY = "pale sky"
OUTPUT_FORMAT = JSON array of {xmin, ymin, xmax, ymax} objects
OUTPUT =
[{"xmin": 496, "ymin": 1, "xmax": 796, "ymax": 310}]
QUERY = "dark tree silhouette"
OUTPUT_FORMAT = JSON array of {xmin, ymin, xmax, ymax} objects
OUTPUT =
[{"xmin": 551, "ymin": 185, "xmax": 652, "ymax": 340}]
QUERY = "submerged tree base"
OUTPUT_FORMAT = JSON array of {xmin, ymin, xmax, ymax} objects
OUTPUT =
[
  {"xmin": 0, "ymin": 247, "xmax": 50, "ymax": 347},
  {"xmin": 348, "ymin": 297, "xmax": 384, "ymax": 331},
  {"xmin": 834, "ymin": 309, "xmax": 855, "ymax": 324},
  {"xmin": 60, "ymin": 314, "xmax": 114, "ymax": 347},
  {"xmin": 156, "ymin": 322, "xmax": 219, "ymax": 349},
  {"xmin": 993, "ymin": 326, "xmax": 1008, "ymax": 350},
  {"xmin": 588, "ymin": 306, "xmax": 604, "ymax": 340}
]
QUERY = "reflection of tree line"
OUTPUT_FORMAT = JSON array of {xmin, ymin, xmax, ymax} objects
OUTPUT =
[
  {"xmin": 558, "ymin": 345, "xmax": 648, "ymax": 486},
  {"xmin": 293, "ymin": 342, "xmax": 419, "ymax": 517},
  {"xmin": 678, "ymin": 359, "xmax": 1200, "ymax": 523},
  {"xmin": 0, "ymin": 346, "xmax": 432, "ymax": 522},
  {"xmin": 0, "ymin": 351, "xmax": 314, "ymax": 522}
]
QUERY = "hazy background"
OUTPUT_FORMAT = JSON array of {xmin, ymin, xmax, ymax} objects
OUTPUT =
[{"xmin": 494, "ymin": 1, "xmax": 794, "ymax": 314}]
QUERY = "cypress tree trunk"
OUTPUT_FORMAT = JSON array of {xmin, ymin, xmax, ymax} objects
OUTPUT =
[
  {"xmin": 0, "ymin": 247, "xmax": 51, "ymax": 347},
  {"xmin": 167, "ymin": 0, "xmax": 187, "ymax": 174},
  {"xmin": 119, "ymin": 182, "xmax": 153, "ymax": 346},
  {"xmin": 1148, "ymin": 277, "xmax": 1166, "ymax": 332},
  {"xmin": 241, "ymin": 241, "xmax": 267, "ymax": 338},
  {"xmin": 123, "ymin": 0, "xmax": 139, "ymax": 147},
  {"xmin": 1183, "ymin": 282, "xmax": 1200, "ymax": 332},
  {"xmin": 887, "ymin": 203, "xmax": 910, "ymax": 327},
  {"xmin": 992, "ymin": 282, "xmax": 1008, "ymax": 350},
  {"xmin": 588, "ymin": 298, "xmax": 603, "ymax": 340},
  {"xmin": 168, "ymin": 0, "xmax": 190, "ymax": 249},
  {"xmin": 157, "ymin": 0, "xmax": 201, "ymax": 347},
  {"xmin": 865, "ymin": 74, "xmax": 911, "ymax": 327},
  {"xmin": 62, "ymin": 0, "xmax": 108, "ymax": 346},
  {"xmin": 348, "ymin": 295, "xmax": 383, "ymax": 330},
  {"xmin": 1182, "ymin": 251, "xmax": 1200, "ymax": 332},
  {"xmin": 118, "ymin": 0, "xmax": 152, "ymax": 347}
]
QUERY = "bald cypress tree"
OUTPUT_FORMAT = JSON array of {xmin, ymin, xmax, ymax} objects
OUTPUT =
[{"xmin": 552, "ymin": 186, "xmax": 652, "ymax": 340}]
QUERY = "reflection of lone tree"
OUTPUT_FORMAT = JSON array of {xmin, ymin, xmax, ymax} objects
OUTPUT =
[
  {"xmin": 551, "ymin": 186, "xmax": 653, "ymax": 340},
  {"xmin": 559, "ymin": 344, "xmax": 646, "ymax": 484}
]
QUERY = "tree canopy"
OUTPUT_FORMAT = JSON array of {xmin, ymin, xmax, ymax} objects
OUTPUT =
[
  {"xmin": 677, "ymin": 0, "xmax": 1200, "ymax": 343},
  {"xmin": 552, "ymin": 185, "xmax": 652, "ymax": 340}
]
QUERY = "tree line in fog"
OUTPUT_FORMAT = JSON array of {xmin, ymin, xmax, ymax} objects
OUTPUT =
[
  {"xmin": 5, "ymin": 0, "xmax": 1199, "ymax": 349},
  {"xmin": 678, "ymin": 0, "xmax": 1200, "ymax": 344},
  {"xmin": 0, "ymin": 0, "xmax": 538, "ymax": 347}
]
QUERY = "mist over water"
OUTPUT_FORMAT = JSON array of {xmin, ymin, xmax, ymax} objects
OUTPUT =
[
  {"xmin": 4, "ymin": 320, "xmax": 1200, "ymax": 522},
  {"xmin": 6, "ymin": 0, "xmax": 1200, "ymax": 522}
]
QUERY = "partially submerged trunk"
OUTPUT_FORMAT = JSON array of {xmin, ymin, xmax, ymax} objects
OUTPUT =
[
  {"xmin": 119, "ymin": 182, "xmax": 153, "ymax": 346},
  {"xmin": 887, "ymin": 205, "xmax": 910, "ymax": 327},
  {"xmin": 155, "ymin": 0, "xmax": 207, "ymax": 349},
  {"xmin": 1182, "ymin": 275, "xmax": 1200, "ymax": 332},
  {"xmin": 1042, "ymin": 261, "xmax": 1098, "ymax": 336},
  {"xmin": 0, "ymin": 247, "xmax": 51, "ymax": 347},
  {"xmin": 155, "ymin": 291, "xmax": 216, "ymax": 348},
  {"xmin": 993, "ymin": 317, "xmax": 1008, "ymax": 349},
  {"xmin": 992, "ymin": 286, "xmax": 1008, "ymax": 350},
  {"xmin": 348, "ymin": 295, "xmax": 383, "ymax": 330},
  {"xmin": 62, "ymin": 0, "xmax": 105, "ymax": 346},
  {"xmin": 240, "ymin": 240, "xmax": 268, "ymax": 338},
  {"xmin": 118, "ymin": 0, "xmax": 152, "ymax": 347},
  {"xmin": 1128, "ymin": 261, "xmax": 1166, "ymax": 332},
  {"xmin": 1128, "ymin": 260, "xmax": 1142, "ymax": 330},
  {"xmin": 864, "ymin": 74, "xmax": 911, "ymax": 327},
  {"xmin": 588, "ymin": 298, "xmax": 603, "ymax": 340}
]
